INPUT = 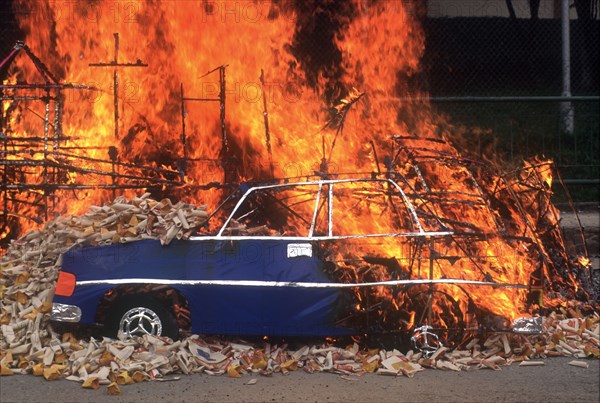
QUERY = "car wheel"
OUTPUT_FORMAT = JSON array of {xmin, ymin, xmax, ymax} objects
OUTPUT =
[{"xmin": 105, "ymin": 297, "xmax": 179, "ymax": 340}]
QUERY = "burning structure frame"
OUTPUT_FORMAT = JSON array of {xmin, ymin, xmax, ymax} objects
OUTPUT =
[
  {"xmin": 1, "ymin": 41, "xmax": 216, "ymax": 238},
  {"xmin": 2, "ymin": 40, "xmax": 594, "ymax": 342}
]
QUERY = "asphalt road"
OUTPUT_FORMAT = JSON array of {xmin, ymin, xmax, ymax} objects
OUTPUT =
[{"xmin": 1, "ymin": 357, "xmax": 598, "ymax": 402}]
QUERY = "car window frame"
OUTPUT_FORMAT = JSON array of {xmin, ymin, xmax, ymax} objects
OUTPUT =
[{"xmin": 207, "ymin": 178, "xmax": 451, "ymax": 241}]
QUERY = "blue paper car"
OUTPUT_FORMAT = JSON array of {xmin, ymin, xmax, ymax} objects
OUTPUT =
[{"xmin": 50, "ymin": 177, "xmax": 529, "ymax": 340}]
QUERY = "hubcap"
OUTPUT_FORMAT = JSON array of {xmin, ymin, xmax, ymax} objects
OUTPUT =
[
  {"xmin": 411, "ymin": 325, "xmax": 441, "ymax": 357},
  {"xmin": 119, "ymin": 307, "xmax": 162, "ymax": 338}
]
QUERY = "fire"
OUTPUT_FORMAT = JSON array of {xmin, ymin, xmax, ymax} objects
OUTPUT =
[
  {"xmin": 1, "ymin": 1, "xmax": 593, "ymax": 339},
  {"xmin": 579, "ymin": 257, "xmax": 591, "ymax": 268}
]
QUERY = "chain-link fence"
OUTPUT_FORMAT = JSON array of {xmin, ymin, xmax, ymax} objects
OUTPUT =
[
  {"xmin": 421, "ymin": 1, "xmax": 599, "ymax": 200},
  {"xmin": 0, "ymin": 4, "xmax": 19, "ymax": 59}
]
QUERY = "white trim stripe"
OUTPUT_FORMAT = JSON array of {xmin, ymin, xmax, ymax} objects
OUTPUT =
[
  {"xmin": 76, "ymin": 278, "xmax": 527, "ymax": 289},
  {"xmin": 189, "ymin": 231, "xmax": 453, "ymax": 242}
]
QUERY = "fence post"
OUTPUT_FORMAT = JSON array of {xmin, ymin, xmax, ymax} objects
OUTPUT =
[{"xmin": 561, "ymin": 0, "xmax": 575, "ymax": 135}]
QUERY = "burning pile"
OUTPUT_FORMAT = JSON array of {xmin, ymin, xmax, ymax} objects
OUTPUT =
[
  {"xmin": 0, "ymin": 191, "xmax": 598, "ymax": 390},
  {"xmin": 1, "ymin": 0, "xmax": 598, "ymax": 392}
]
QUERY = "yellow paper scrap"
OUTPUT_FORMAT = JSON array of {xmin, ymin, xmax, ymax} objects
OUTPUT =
[
  {"xmin": 82, "ymin": 376, "xmax": 100, "ymax": 389},
  {"xmin": 107, "ymin": 382, "xmax": 122, "ymax": 395},
  {"xmin": 0, "ymin": 365, "xmax": 14, "ymax": 376},
  {"xmin": 227, "ymin": 365, "xmax": 242, "ymax": 378},
  {"xmin": 117, "ymin": 371, "xmax": 134, "ymax": 385}
]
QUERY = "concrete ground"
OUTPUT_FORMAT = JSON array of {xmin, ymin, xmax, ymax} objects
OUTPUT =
[{"xmin": 1, "ymin": 357, "xmax": 598, "ymax": 403}]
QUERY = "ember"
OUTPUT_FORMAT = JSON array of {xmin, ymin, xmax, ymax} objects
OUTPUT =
[{"xmin": 0, "ymin": 0, "xmax": 598, "ymax": 389}]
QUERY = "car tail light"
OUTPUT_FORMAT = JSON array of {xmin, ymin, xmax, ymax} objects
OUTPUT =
[{"xmin": 55, "ymin": 271, "xmax": 76, "ymax": 296}]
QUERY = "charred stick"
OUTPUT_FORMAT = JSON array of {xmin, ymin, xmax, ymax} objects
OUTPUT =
[
  {"xmin": 554, "ymin": 168, "xmax": 589, "ymax": 259},
  {"xmin": 406, "ymin": 194, "xmax": 488, "ymax": 207},
  {"xmin": 20, "ymin": 41, "xmax": 60, "ymax": 84},
  {"xmin": 26, "ymin": 159, "xmax": 181, "ymax": 186},
  {"xmin": 370, "ymin": 141, "xmax": 381, "ymax": 174},
  {"xmin": 89, "ymin": 33, "xmax": 147, "ymax": 139},
  {"xmin": 4, "ymin": 183, "xmax": 159, "ymax": 191},
  {"xmin": 180, "ymin": 83, "xmax": 187, "ymax": 169},
  {"xmin": 414, "ymin": 209, "xmax": 481, "ymax": 232},
  {"xmin": 3, "ymin": 196, "xmax": 47, "ymax": 208},
  {"xmin": 114, "ymin": 33, "xmax": 119, "ymax": 139},
  {"xmin": 219, "ymin": 66, "xmax": 227, "ymax": 160},
  {"xmin": 327, "ymin": 91, "xmax": 364, "ymax": 166},
  {"xmin": 2, "ymin": 135, "xmax": 79, "ymax": 143},
  {"xmin": 259, "ymin": 69, "xmax": 274, "ymax": 178},
  {"xmin": 263, "ymin": 192, "xmax": 313, "ymax": 229},
  {"xmin": 499, "ymin": 173, "xmax": 555, "ymax": 289},
  {"xmin": 53, "ymin": 150, "xmax": 179, "ymax": 176}
]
